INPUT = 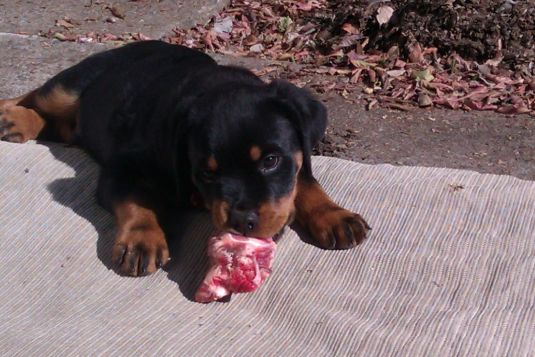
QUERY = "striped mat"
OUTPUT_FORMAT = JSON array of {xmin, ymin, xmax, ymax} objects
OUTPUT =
[{"xmin": 1, "ymin": 141, "xmax": 534, "ymax": 356}]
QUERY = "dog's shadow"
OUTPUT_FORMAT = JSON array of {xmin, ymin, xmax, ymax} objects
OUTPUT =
[
  {"xmin": 44, "ymin": 142, "xmax": 212, "ymax": 301},
  {"xmin": 44, "ymin": 142, "xmax": 317, "ymax": 302}
]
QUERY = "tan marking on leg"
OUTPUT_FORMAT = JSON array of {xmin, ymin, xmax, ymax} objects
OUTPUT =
[
  {"xmin": 112, "ymin": 197, "xmax": 169, "ymax": 276},
  {"xmin": 294, "ymin": 175, "xmax": 370, "ymax": 249}
]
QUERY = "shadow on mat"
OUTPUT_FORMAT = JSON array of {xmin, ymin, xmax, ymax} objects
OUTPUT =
[{"xmin": 43, "ymin": 141, "xmax": 215, "ymax": 302}]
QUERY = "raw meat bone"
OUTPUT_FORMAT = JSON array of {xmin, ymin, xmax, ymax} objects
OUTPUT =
[{"xmin": 195, "ymin": 233, "xmax": 277, "ymax": 303}]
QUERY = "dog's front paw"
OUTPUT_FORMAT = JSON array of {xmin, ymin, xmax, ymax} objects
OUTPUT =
[
  {"xmin": 112, "ymin": 226, "xmax": 170, "ymax": 276},
  {"xmin": 307, "ymin": 207, "xmax": 370, "ymax": 250}
]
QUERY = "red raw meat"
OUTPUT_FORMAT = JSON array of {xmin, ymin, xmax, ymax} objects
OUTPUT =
[{"xmin": 195, "ymin": 233, "xmax": 277, "ymax": 303}]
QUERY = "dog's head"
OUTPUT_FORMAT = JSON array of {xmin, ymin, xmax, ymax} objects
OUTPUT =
[{"xmin": 186, "ymin": 79, "xmax": 327, "ymax": 238}]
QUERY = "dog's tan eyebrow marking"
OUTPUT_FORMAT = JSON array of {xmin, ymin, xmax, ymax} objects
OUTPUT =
[
  {"xmin": 250, "ymin": 145, "xmax": 262, "ymax": 161},
  {"xmin": 293, "ymin": 151, "xmax": 303, "ymax": 173},
  {"xmin": 207, "ymin": 155, "xmax": 218, "ymax": 171}
]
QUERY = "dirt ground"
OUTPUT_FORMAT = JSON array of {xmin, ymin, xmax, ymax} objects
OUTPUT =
[
  {"xmin": 318, "ymin": 95, "xmax": 535, "ymax": 180},
  {"xmin": 314, "ymin": 0, "xmax": 535, "ymax": 72},
  {"xmin": 306, "ymin": 0, "xmax": 535, "ymax": 180}
]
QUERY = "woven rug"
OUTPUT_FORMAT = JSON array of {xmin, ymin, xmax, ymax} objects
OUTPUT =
[{"xmin": 1, "ymin": 141, "xmax": 534, "ymax": 356}]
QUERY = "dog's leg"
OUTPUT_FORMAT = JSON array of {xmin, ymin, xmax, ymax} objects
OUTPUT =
[
  {"xmin": 112, "ymin": 196, "xmax": 170, "ymax": 276},
  {"xmin": 0, "ymin": 41, "xmax": 203, "ymax": 145},
  {"xmin": 0, "ymin": 85, "xmax": 80, "ymax": 143},
  {"xmin": 98, "ymin": 166, "xmax": 171, "ymax": 276},
  {"xmin": 294, "ymin": 174, "xmax": 370, "ymax": 249}
]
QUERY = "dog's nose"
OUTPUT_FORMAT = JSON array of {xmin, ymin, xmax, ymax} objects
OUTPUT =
[{"xmin": 229, "ymin": 207, "xmax": 258, "ymax": 235}]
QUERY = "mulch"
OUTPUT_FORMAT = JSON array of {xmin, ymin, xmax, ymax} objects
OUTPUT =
[
  {"xmin": 42, "ymin": 0, "xmax": 535, "ymax": 115},
  {"xmin": 165, "ymin": 0, "xmax": 534, "ymax": 115}
]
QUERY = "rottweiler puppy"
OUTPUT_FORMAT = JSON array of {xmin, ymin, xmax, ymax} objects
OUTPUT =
[{"xmin": 0, "ymin": 41, "xmax": 370, "ymax": 276}]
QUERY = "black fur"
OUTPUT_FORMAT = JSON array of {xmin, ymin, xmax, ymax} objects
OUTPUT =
[
  {"xmin": 1, "ymin": 40, "xmax": 370, "ymax": 276},
  {"xmin": 47, "ymin": 41, "xmax": 327, "ymax": 224}
]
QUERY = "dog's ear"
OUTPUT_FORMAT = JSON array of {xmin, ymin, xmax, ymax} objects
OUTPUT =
[{"xmin": 269, "ymin": 80, "xmax": 327, "ymax": 177}]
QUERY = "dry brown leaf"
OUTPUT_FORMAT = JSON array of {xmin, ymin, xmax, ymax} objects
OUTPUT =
[
  {"xmin": 249, "ymin": 43, "xmax": 264, "ymax": 53},
  {"xmin": 243, "ymin": 34, "xmax": 257, "ymax": 46},
  {"xmin": 342, "ymin": 23, "xmax": 360, "ymax": 34},
  {"xmin": 408, "ymin": 43, "xmax": 424, "ymax": 63},
  {"xmin": 376, "ymin": 6, "xmax": 394, "ymax": 26},
  {"xmin": 412, "ymin": 68, "xmax": 434, "ymax": 82},
  {"xmin": 336, "ymin": 34, "xmax": 365, "ymax": 49},
  {"xmin": 350, "ymin": 69, "xmax": 363, "ymax": 83},
  {"xmin": 386, "ymin": 69, "xmax": 406, "ymax": 78},
  {"xmin": 56, "ymin": 19, "xmax": 75, "ymax": 29},
  {"xmin": 393, "ymin": 59, "xmax": 406, "ymax": 68},
  {"xmin": 434, "ymin": 96, "xmax": 461, "ymax": 109},
  {"xmin": 418, "ymin": 93, "xmax": 433, "ymax": 107},
  {"xmin": 497, "ymin": 105, "xmax": 530, "ymax": 114},
  {"xmin": 295, "ymin": 1, "xmax": 323, "ymax": 11},
  {"xmin": 328, "ymin": 68, "xmax": 353, "ymax": 75},
  {"xmin": 108, "ymin": 5, "xmax": 125, "ymax": 19},
  {"xmin": 251, "ymin": 66, "xmax": 279, "ymax": 77},
  {"xmin": 350, "ymin": 59, "xmax": 376, "ymax": 69},
  {"xmin": 366, "ymin": 99, "xmax": 378, "ymax": 110},
  {"xmin": 485, "ymin": 55, "xmax": 504, "ymax": 67},
  {"xmin": 385, "ymin": 102, "xmax": 413, "ymax": 111},
  {"xmin": 367, "ymin": 68, "xmax": 376, "ymax": 83}
]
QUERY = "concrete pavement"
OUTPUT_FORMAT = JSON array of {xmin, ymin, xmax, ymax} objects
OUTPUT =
[{"xmin": 0, "ymin": 0, "xmax": 228, "ymax": 39}]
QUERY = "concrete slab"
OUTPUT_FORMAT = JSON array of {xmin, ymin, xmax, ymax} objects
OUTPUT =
[
  {"xmin": 0, "ymin": 0, "xmax": 228, "ymax": 39},
  {"xmin": 0, "ymin": 34, "xmax": 110, "ymax": 97},
  {"xmin": 0, "ymin": 35, "xmax": 278, "ymax": 98}
]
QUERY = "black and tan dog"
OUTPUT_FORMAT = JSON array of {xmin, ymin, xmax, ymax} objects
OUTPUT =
[{"xmin": 0, "ymin": 40, "xmax": 370, "ymax": 276}]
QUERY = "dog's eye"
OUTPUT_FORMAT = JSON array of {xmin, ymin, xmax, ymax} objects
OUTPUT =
[{"xmin": 259, "ymin": 154, "xmax": 280, "ymax": 173}]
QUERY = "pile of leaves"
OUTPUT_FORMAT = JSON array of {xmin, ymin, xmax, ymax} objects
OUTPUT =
[
  {"xmin": 322, "ymin": 0, "xmax": 535, "ymax": 72},
  {"xmin": 166, "ymin": 0, "xmax": 534, "ymax": 115}
]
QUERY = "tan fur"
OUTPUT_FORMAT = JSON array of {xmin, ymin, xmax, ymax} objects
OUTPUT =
[
  {"xmin": 34, "ymin": 85, "xmax": 80, "ymax": 142},
  {"xmin": 35, "ymin": 85, "xmax": 79, "ymax": 117},
  {"xmin": 112, "ymin": 198, "xmax": 169, "ymax": 276},
  {"xmin": 294, "ymin": 173, "xmax": 369, "ymax": 249},
  {"xmin": 249, "ymin": 145, "xmax": 262, "ymax": 161},
  {"xmin": 1, "ymin": 85, "xmax": 80, "ymax": 143},
  {"xmin": 0, "ymin": 106, "xmax": 45, "ymax": 143},
  {"xmin": 210, "ymin": 150, "xmax": 303, "ymax": 238},
  {"xmin": 255, "ymin": 184, "xmax": 298, "ymax": 237},
  {"xmin": 207, "ymin": 155, "xmax": 218, "ymax": 171},
  {"xmin": 211, "ymin": 200, "xmax": 230, "ymax": 231},
  {"xmin": 0, "ymin": 93, "xmax": 30, "ymax": 110}
]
